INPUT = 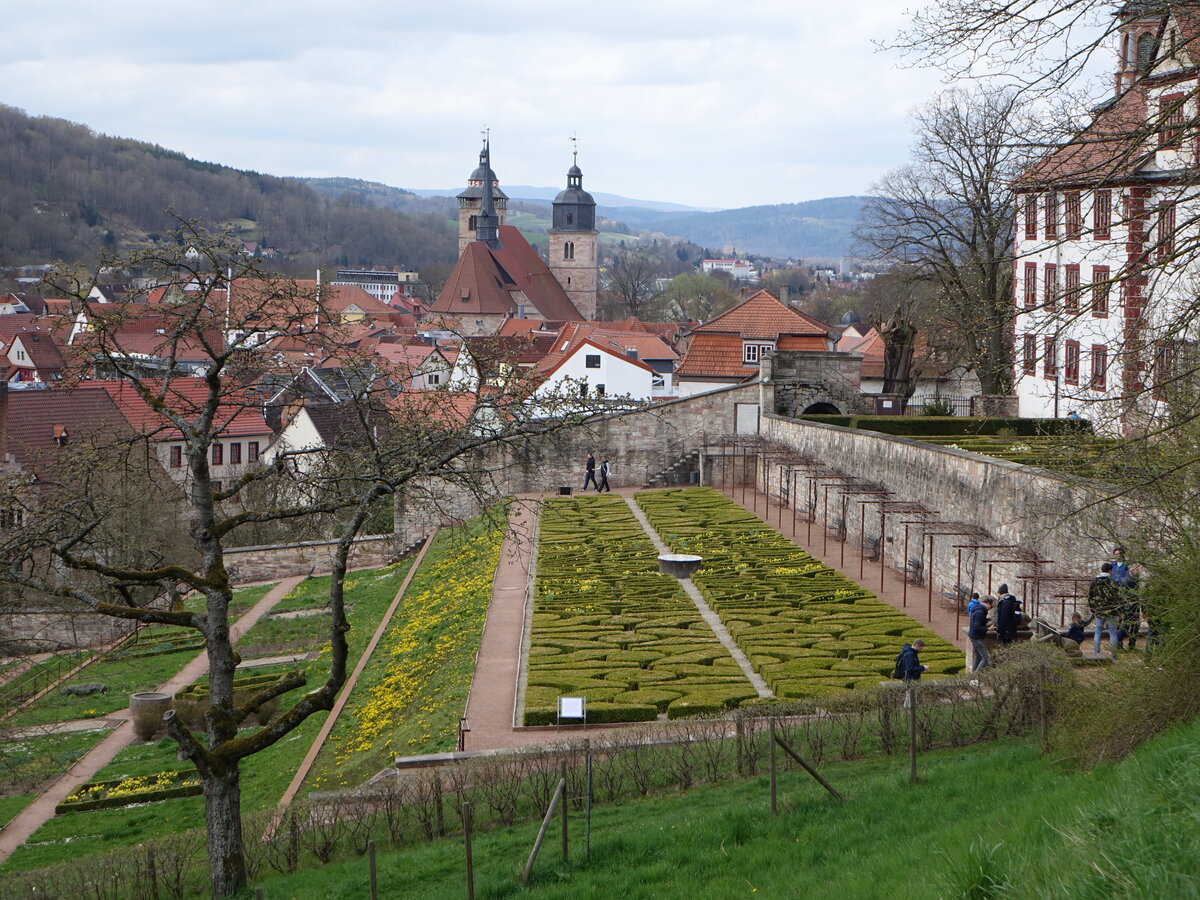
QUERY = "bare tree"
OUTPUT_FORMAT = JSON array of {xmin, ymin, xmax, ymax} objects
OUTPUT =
[
  {"xmin": 602, "ymin": 249, "xmax": 665, "ymax": 319},
  {"xmin": 859, "ymin": 269, "xmax": 938, "ymax": 398},
  {"xmin": 855, "ymin": 86, "xmax": 1036, "ymax": 397},
  {"xmin": 0, "ymin": 220, "xmax": 607, "ymax": 897}
]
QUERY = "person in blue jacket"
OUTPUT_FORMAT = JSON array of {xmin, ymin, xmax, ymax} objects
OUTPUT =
[
  {"xmin": 968, "ymin": 596, "xmax": 994, "ymax": 671},
  {"xmin": 897, "ymin": 638, "xmax": 928, "ymax": 681}
]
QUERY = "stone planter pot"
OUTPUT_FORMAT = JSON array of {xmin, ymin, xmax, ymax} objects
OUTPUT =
[
  {"xmin": 129, "ymin": 691, "xmax": 172, "ymax": 719},
  {"xmin": 658, "ymin": 554, "xmax": 703, "ymax": 578}
]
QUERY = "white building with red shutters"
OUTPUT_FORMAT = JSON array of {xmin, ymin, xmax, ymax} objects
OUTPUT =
[{"xmin": 1013, "ymin": 3, "xmax": 1200, "ymax": 432}]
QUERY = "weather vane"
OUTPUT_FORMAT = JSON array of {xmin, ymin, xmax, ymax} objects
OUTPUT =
[
  {"xmin": 481, "ymin": 125, "xmax": 490, "ymax": 148},
  {"xmin": 570, "ymin": 132, "xmax": 578, "ymax": 164}
]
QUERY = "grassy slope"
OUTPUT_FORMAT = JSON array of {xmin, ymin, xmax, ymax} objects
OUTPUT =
[
  {"xmin": 258, "ymin": 717, "xmax": 1200, "ymax": 898},
  {"xmin": 305, "ymin": 513, "xmax": 505, "ymax": 790}
]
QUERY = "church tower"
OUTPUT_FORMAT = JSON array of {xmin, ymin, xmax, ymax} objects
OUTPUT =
[
  {"xmin": 547, "ymin": 148, "xmax": 599, "ymax": 320},
  {"xmin": 457, "ymin": 141, "xmax": 508, "ymax": 255}
]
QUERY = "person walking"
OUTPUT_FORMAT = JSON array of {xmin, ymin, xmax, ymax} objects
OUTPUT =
[
  {"xmin": 598, "ymin": 457, "xmax": 611, "ymax": 492},
  {"xmin": 1111, "ymin": 547, "xmax": 1142, "ymax": 649},
  {"xmin": 582, "ymin": 450, "xmax": 598, "ymax": 492},
  {"xmin": 995, "ymin": 583, "xmax": 1022, "ymax": 645},
  {"xmin": 968, "ymin": 596, "xmax": 994, "ymax": 671},
  {"xmin": 896, "ymin": 638, "xmax": 928, "ymax": 681},
  {"xmin": 1088, "ymin": 562, "xmax": 1122, "ymax": 658}
]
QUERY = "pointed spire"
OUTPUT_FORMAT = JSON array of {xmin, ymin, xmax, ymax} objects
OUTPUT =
[{"xmin": 476, "ymin": 133, "xmax": 501, "ymax": 249}]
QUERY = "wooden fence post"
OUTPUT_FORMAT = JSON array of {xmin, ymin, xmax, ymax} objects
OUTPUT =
[
  {"xmin": 736, "ymin": 714, "xmax": 745, "ymax": 777},
  {"xmin": 584, "ymin": 739, "xmax": 592, "ymax": 860},
  {"xmin": 463, "ymin": 803, "xmax": 475, "ymax": 900},
  {"xmin": 769, "ymin": 717, "xmax": 778, "ymax": 815},
  {"xmin": 907, "ymin": 687, "xmax": 918, "ymax": 784},
  {"xmin": 434, "ymin": 771, "xmax": 446, "ymax": 837},
  {"xmin": 367, "ymin": 839, "xmax": 377, "ymax": 900},
  {"xmin": 560, "ymin": 760, "xmax": 569, "ymax": 862}
]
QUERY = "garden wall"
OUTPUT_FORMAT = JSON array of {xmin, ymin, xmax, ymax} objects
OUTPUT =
[
  {"xmin": 225, "ymin": 534, "xmax": 405, "ymax": 584},
  {"xmin": 759, "ymin": 413, "xmax": 1151, "ymax": 597}
]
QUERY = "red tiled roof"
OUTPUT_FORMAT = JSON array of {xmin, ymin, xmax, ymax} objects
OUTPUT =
[
  {"xmin": 2, "ymin": 383, "xmax": 134, "ymax": 480},
  {"xmin": 674, "ymin": 333, "xmax": 757, "ymax": 379},
  {"xmin": 691, "ymin": 290, "xmax": 831, "ymax": 341},
  {"xmin": 1019, "ymin": 87, "xmax": 1151, "ymax": 187},
  {"xmin": 430, "ymin": 227, "xmax": 583, "ymax": 322},
  {"xmin": 837, "ymin": 328, "xmax": 886, "ymax": 379},
  {"xmin": 96, "ymin": 379, "xmax": 272, "ymax": 441}
]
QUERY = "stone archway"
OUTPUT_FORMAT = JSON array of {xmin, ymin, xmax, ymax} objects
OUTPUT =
[{"xmin": 802, "ymin": 402, "xmax": 841, "ymax": 415}]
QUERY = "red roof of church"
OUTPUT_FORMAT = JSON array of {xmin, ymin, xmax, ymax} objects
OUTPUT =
[{"xmin": 430, "ymin": 226, "xmax": 582, "ymax": 321}]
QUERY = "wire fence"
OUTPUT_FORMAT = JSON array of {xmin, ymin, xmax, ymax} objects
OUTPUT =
[{"xmin": 0, "ymin": 647, "xmax": 1068, "ymax": 899}]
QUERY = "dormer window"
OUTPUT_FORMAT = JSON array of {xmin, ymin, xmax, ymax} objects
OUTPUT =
[
  {"xmin": 743, "ymin": 342, "xmax": 775, "ymax": 364},
  {"xmin": 52, "ymin": 425, "xmax": 68, "ymax": 447}
]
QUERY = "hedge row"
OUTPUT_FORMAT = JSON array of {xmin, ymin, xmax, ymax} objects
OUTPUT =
[
  {"xmin": 56, "ymin": 768, "xmax": 202, "ymax": 813},
  {"xmin": 797, "ymin": 415, "xmax": 1093, "ymax": 437},
  {"xmin": 528, "ymin": 494, "xmax": 758, "ymax": 724},
  {"xmin": 175, "ymin": 670, "xmax": 287, "ymax": 700},
  {"xmin": 635, "ymin": 487, "xmax": 963, "ymax": 697}
]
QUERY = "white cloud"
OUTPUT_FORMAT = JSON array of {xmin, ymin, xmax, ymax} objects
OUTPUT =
[{"xmin": 2, "ymin": 0, "xmax": 950, "ymax": 208}]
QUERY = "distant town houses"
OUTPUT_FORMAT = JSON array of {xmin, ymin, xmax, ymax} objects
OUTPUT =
[{"xmin": 701, "ymin": 258, "xmax": 758, "ymax": 282}]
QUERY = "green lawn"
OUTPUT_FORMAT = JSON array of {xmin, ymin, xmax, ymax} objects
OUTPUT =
[
  {"xmin": 256, "ymin": 716, "xmax": 1200, "ymax": 898},
  {"xmin": 1, "ymin": 566, "xmax": 410, "ymax": 873}
]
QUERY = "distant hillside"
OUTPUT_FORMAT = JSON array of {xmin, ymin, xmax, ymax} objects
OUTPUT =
[
  {"xmin": 622, "ymin": 197, "xmax": 870, "ymax": 259},
  {"xmin": 0, "ymin": 105, "xmax": 457, "ymax": 271},
  {"xmin": 409, "ymin": 185, "xmax": 714, "ymax": 213}
]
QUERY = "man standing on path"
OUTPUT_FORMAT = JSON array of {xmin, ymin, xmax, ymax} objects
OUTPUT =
[
  {"xmin": 969, "ymin": 596, "xmax": 995, "ymax": 671},
  {"xmin": 583, "ymin": 450, "xmax": 598, "ymax": 492},
  {"xmin": 995, "ymin": 583, "xmax": 1022, "ymax": 645},
  {"xmin": 1088, "ymin": 562, "xmax": 1122, "ymax": 658},
  {"xmin": 598, "ymin": 457, "xmax": 611, "ymax": 492}
]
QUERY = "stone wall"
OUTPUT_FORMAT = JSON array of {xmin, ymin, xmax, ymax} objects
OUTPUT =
[
  {"xmin": 759, "ymin": 413, "xmax": 1149, "ymax": 602},
  {"xmin": 761, "ymin": 351, "xmax": 872, "ymax": 417},
  {"xmin": 225, "ymin": 534, "xmax": 406, "ymax": 584}
]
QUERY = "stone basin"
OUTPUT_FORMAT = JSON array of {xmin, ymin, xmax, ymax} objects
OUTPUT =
[{"xmin": 658, "ymin": 554, "xmax": 703, "ymax": 578}]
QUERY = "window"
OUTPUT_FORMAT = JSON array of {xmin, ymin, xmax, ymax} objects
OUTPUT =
[
  {"xmin": 1094, "ymin": 189, "xmax": 1112, "ymax": 240},
  {"xmin": 0, "ymin": 508, "xmax": 24, "ymax": 529},
  {"xmin": 1064, "ymin": 340, "xmax": 1080, "ymax": 384},
  {"xmin": 566, "ymin": 212, "xmax": 574, "ymax": 226},
  {"xmin": 170, "ymin": 445, "xmax": 182, "ymax": 468},
  {"xmin": 1064, "ymin": 265, "xmax": 1081, "ymax": 312},
  {"xmin": 247, "ymin": 441, "xmax": 259, "ymax": 462},
  {"xmin": 468, "ymin": 214, "xmax": 477, "ymax": 231},
  {"xmin": 1138, "ymin": 32, "xmax": 1155, "ymax": 72},
  {"xmin": 427, "ymin": 373, "xmax": 440, "ymax": 385},
  {"xmin": 211, "ymin": 480, "xmax": 223, "ymax": 494},
  {"xmin": 585, "ymin": 354, "xmax": 601, "ymax": 368},
  {"xmin": 1044, "ymin": 192, "xmax": 1057, "ymax": 240},
  {"xmin": 1091, "ymin": 266, "xmax": 1110, "ymax": 318},
  {"xmin": 211, "ymin": 442, "xmax": 223, "ymax": 466},
  {"xmin": 1160, "ymin": 92, "xmax": 1185, "ymax": 148},
  {"xmin": 1044, "ymin": 264, "xmax": 1057, "ymax": 311},
  {"xmin": 564, "ymin": 241, "xmax": 574, "ymax": 261},
  {"xmin": 743, "ymin": 343, "xmax": 773, "ymax": 364},
  {"xmin": 229, "ymin": 442, "xmax": 241, "ymax": 465},
  {"xmin": 1024, "ymin": 194, "xmax": 1038, "ymax": 240},
  {"xmin": 1022, "ymin": 335, "xmax": 1037, "ymax": 374},
  {"xmin": 1157, "ymin": 201, "xmax": 1177, "ymax": 260},
  {"xmin": 1024, "ymin": 263, "xmax": 1038, "ymax": 309},
  {"xmin": 1065, "ymin": 191, "xmax": 1082, "ymax": 239},
  {"xmin": 1090, "ymin": 344, "xmax": 1108, "ymax": 390},
  {"xmin": 1043, "ymin": 336, "xmax": 1057, "ymax": 377},
  {"xmin": 579, "ymin": 382, "xmax": 588, "ymax": 399},
  {"xmin": 595, "ymin": 384, "xmax": 605, "ymax": 398}
]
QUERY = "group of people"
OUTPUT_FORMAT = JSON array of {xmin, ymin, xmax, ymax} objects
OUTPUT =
[
  {"xmin": 1086, "ymin": 547, "xmax": 1143, "ymax": 658},
  {"xmin": 582, "ymin": 451, "xmax": 611, "ymax": 493}
]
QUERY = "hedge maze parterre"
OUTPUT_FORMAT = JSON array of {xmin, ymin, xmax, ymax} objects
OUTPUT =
[
  {"xmin": 525, "ymin": 489, "xmax": 962, "ymax": 725},
  {"xmin": 635, "ymin": 488, "xmax": 962, "ymax": 699},
  {"xmin": 525, "ymin": 494, "xmax": 758, "ymax": 724}
]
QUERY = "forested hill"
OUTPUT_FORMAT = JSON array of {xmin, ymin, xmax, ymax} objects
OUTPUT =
[
  {"xmin": 0, "ymin": 105, "xmax": 457, "ymax": 271},
  {"xmin": 611, "ymin": 196, "xmax": 869, "ymax": 259}
]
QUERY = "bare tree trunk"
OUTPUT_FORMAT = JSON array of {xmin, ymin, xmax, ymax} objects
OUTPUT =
[{"xmin": 203, "ymin": 763, "xmax": 247, "ymax": 897}]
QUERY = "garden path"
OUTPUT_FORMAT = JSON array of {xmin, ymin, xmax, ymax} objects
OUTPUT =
[
  {"xmin": 621, "ymin": 496, "xmax": 772, "ymax": 698},
  {"xmin": 0, "ymin": 574, "xmax": 304, "ymax": 863}
]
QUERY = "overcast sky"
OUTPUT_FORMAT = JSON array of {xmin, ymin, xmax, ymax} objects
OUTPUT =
[{"xmin": 3, "ymin": 1, "xmax": 958, "ymax": 210}]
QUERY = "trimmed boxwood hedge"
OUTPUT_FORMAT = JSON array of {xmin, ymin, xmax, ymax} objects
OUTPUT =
[
  {"xmin": 55, "ymin": 769, "xmax": 202, "ymax": 813},
  {"xmin": 635, "ymin": 487, "xmax": 963, "ymax": 698},
  {"xmin": 797, "ymin": 415, "xmax": 1093, "ymax": 437},
  {"xmin": 526, "ymin": 494, "xmax": 758, "ymax": 724}
]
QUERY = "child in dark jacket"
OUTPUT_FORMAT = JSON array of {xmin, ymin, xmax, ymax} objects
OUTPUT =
[{"xmin": 1062, "ymin": 613, "xmax": 1086, "ymax": 645}]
